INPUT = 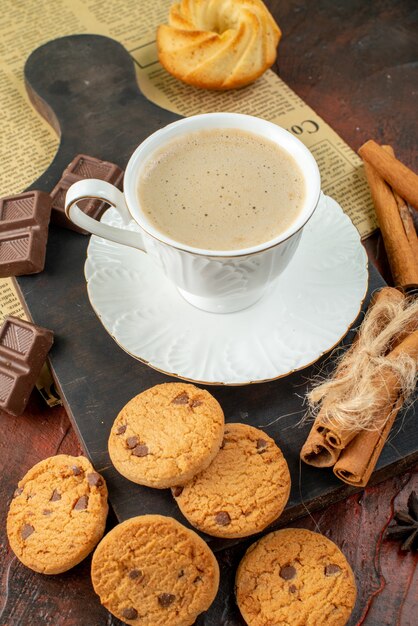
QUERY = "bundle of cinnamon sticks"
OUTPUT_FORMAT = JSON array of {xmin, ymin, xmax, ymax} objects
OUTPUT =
[
  {"xmin": 301, "ymin": 287, "xmax": 418, "ymax": 487},
  {"xmin": 358, "ymin": 140, "xmax": 418, "ymax": 290},
  {"xmin": 301, "ymin": 139, "xmax": 418, "ymax": 487}
]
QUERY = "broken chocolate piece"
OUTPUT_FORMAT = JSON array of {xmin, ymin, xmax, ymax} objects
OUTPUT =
[
  {"xmin": 72, "ymin": 465, "xmax": 83, "ymax": 476},
  {"xmin": 13, "ymin": 487, "xmax": 23, "ymax": 498},
  {"xmin": 116, "ymin": 424, "xmax": 127, "ymax": 435},
  {"xmin": 132, "ymin": 444, "xmax": 149, "ymax": 457},
  {"xmin": 73, "ymin": 495, "xmax": 89, "ymax": 511},
  {"xmin": 256, "ymin": 439, "xmax": 268, "ymax": 451},
  {"xmin": 172, "ymin": 486, "xmax": 183, "ymax": 498},
  {"xmin": 190, "ymin": 399, "xmax": 203, "ymax": 408},
  {"xmin": 21, "ymin": 524, "xmax": 34, "ymax": 540},
  {"xmin": 289, "ymin": 584, "xmax": 297, "ymax": 594},
  {"xmin": 0, "ymin": 316, "xmax": 53, "ymax": 416},
  {"xmin": 280, "ymin": 565, "xmax": 296, "ymax": 580},
  {"xmin": 324, "ymin": 564, "xmax": 342, "ymax": 576},
  {"xmin": 193, "ymin": 576, "xmax": 203, "ymax": 584},
  {"xmin": 50, "ymin": 154, "xmax": 123, "ymax": 233},
  {"xmin": 171, "ymin": 392, "xmax": 189, "ymax": 405},
  {"xmin": 42, "ymin": 509, "xmax": 52, "ymax": 516},
  {"xmin": 126, "ymin": 436, "xmax": 139, "ymax": 449},
  {"xmin": 128, "ymin": 569, "xmax": 143, "ymax": 580},
  {"xmin": 50, "ymin": 489, "xmax": 61, "ymax": 502},
  {"xmin": 0, "ymin": 191, "xmax": 52, "ymax": 277},
  {"xmin": 158, "ymin": 593, "xmax": 175, "ymax": 607},
  {"xmin": 215, "ymin": 511, "xmax": 231, "ymax": 526},
  {"xmin": 121, "ymin": 607, "xmax": 138, "ymax": 620},
  {"xmin": 87, "ymin": 472, "xmax": 103, "ymax": 487}
]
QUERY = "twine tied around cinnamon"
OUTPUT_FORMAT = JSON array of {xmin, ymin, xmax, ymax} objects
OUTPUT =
[{"xmin": 306, "ymin": 290, "xmax": 418, "ymax": 435}]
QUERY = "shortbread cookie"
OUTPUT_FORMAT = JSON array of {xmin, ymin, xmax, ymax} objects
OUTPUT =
[
  {"xmin": 157, "ymin": 0, "xmax": 281, "ymax": 90},
  {"xmin": 172, "ymin": 423, "xmax": 290, "ymax": 538},
  {"xmin": 91, "ymin": 514, "xmax": 219, "ymax": 626},
  {"xmin": 108, "ymin": 383, "xmax": 224, "ymax": 488},
  {"xmin": 236, "ymin": 528, "xmax": 357, "ymax": 626},
  {"xmin": 7, "ymin": 454, "xmax": 108, "ymax": 574}
]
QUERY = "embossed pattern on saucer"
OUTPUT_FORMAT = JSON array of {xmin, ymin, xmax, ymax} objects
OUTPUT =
[{"xmin": 85, "ymin": 195, "xmax": 368, "ymax": 385}]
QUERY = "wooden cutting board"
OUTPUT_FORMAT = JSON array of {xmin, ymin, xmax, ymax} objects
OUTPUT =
[{"xmin": 16, "ymin": 35, "xmax": 418, "ymax": 553}]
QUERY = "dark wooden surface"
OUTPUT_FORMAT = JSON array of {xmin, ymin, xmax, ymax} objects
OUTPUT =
[
  {"xmin": 15, "ymin": 29, "xmax": 418, "ymax": 547},
  {"xmin": 1, "ymin": 0, "xmax": 418, "ymax": 625}
]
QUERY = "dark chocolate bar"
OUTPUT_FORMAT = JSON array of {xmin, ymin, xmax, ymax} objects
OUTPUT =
[
  {"xmin": 0, "ymin": 316, "xmax": 53, "ymax": 416},
  {"xmin": 50, "ymin": 154, "xmax": 124, "ymax": 233},
  {"xmin": 0, "ymin": 191, "xmax": 52, "ymax": 277}
]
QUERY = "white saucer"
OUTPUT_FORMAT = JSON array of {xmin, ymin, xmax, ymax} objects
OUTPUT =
[{"xmin": 85, "ymin": 194, "xmax": 368, "ymax": 385}]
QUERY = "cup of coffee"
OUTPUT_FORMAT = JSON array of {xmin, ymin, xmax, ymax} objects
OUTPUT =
[{"xmin": 65, "ymin": 113, "xmax": 320, "ymax": 313}]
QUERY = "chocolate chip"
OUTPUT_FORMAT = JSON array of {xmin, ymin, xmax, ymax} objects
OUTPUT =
[
  {"xmin": 325, "ymin": 564, "xmax": 342, "ymax": 576},
  {"xmin": 172, "ymin": 486, "xmax": 183, "ymax": 498},
  {"xmin": 178, "ymin": 569, "xmax": 184, "ymax": 578},
  {"xmin": 73, "ymin": 495, "xmax": 89, "ymax": 511},
  {"xmin": 50, "ymin": 489, "xmax": 61, "ymax": 502},
  {"xmin": 256, "ymin": 439, "xmax": 268, "ymax": 451},
  {"xmin": 122, "ymin": 607, "xmax": 138, "ymax": 620},
  {"xmin": 42, "ymin": 509, "xmax": 52, "ymax": 516},
  {"xmin": 13, "ymin": 487, "xmax": 23, "ymax": 498},
  {"xmin": 158, "ymin": 593, "xmax": 175, "ymax": 607},
  {"xmin": 129, "ymin": 569, "xmax": 143, "ymax": 581},
  {"xmin": 126, "ymin": 436, "xmax": 139, "ymax": 449},
  {"xmin": 72, "ymin": 465, "xmax": 83, "ymax": 476},
  {"xmin": 21, "ymin": 524, "xmax": 34, "ymax": 540},
  {"xmin": 289, "ymin": 584, "xmax": 297, "ymax": 594},
  {"xmin": 171, "ymin": 392, "xmax": 189, "ymax": 405},
  {"xmin": 190, "ymin": 399, "xmax": 203, "ymax": 408},
  {"xmin": 279, "ymin": 565, "xmax": 296, "ymax": 580},
  {"xmin": 87, "ymin": 472, "xmax": 103, "ymax": 487},
  {"xmin": 116, "ymin": 424, "xmax": 127, "ymax": 435},
  {"xmin": 132, "ymin": 444, "xmax": 149, "ymax": 457},
  {"xmin": 215, "ymin": 511, "xmax": 231, "ymax": 526}
]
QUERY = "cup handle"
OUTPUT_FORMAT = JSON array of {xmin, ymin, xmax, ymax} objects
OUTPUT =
[{"xmin": 65, "ymin": 179, "xmax": 146, "ymax": 251}]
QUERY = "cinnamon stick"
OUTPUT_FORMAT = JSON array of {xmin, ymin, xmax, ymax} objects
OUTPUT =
[
  {"xmin": 362, "ymin": 157, "xmax": 418, "ymax": 289},
  {"xmin": 300, "ymin": 428, "xmax": 340, "ymax": 467},
  {"xmin": 359, "ymin": 140, "xmax": 418, "ymax": 210},
  {"xmin": 334, "ymin": 330, "xmax": 418, "ymax": 486},
  {"xmin": 333, "ymin": 397, "xmax": 403, "ymax": 487},
  {"xmin": 395, "ymin": 193, "xmax": 418, "ymax": 259},
  {"xmin": 382, "ymin": 146, "xmax": 418, "ymax": 261},
  {"xmin": 310, "ymin": 391, "xmax": 363, "ymax": 453}
]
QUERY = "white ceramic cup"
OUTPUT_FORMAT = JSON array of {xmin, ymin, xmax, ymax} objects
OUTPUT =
[{"xmin": 65, "ymin": 113, "xmax": 321, "ymax": 313}]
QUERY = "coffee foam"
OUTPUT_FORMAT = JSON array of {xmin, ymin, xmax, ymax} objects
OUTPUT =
[{"xmin": 138, "ymin": 128, "xmax": 306, "ymax": 251}]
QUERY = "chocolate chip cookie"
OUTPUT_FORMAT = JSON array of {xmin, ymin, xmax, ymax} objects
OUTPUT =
[
  {"xmin": 108, "ymin": 383, "xmax": 224, "ymax": 488},
  {"xmin": 91, "ymin": 514, "xmax": 219, "ymax": 625},
  {"xmin": 172, "ymin": 423, "xmax": 291, "ymax": 538},
  {"xmin": 236, "ymin": 528, "xmax": 357, "ymax": 626},
  {"xmin": 7, "ymin": 454, "xmax": 108, "ymax": 574}
]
